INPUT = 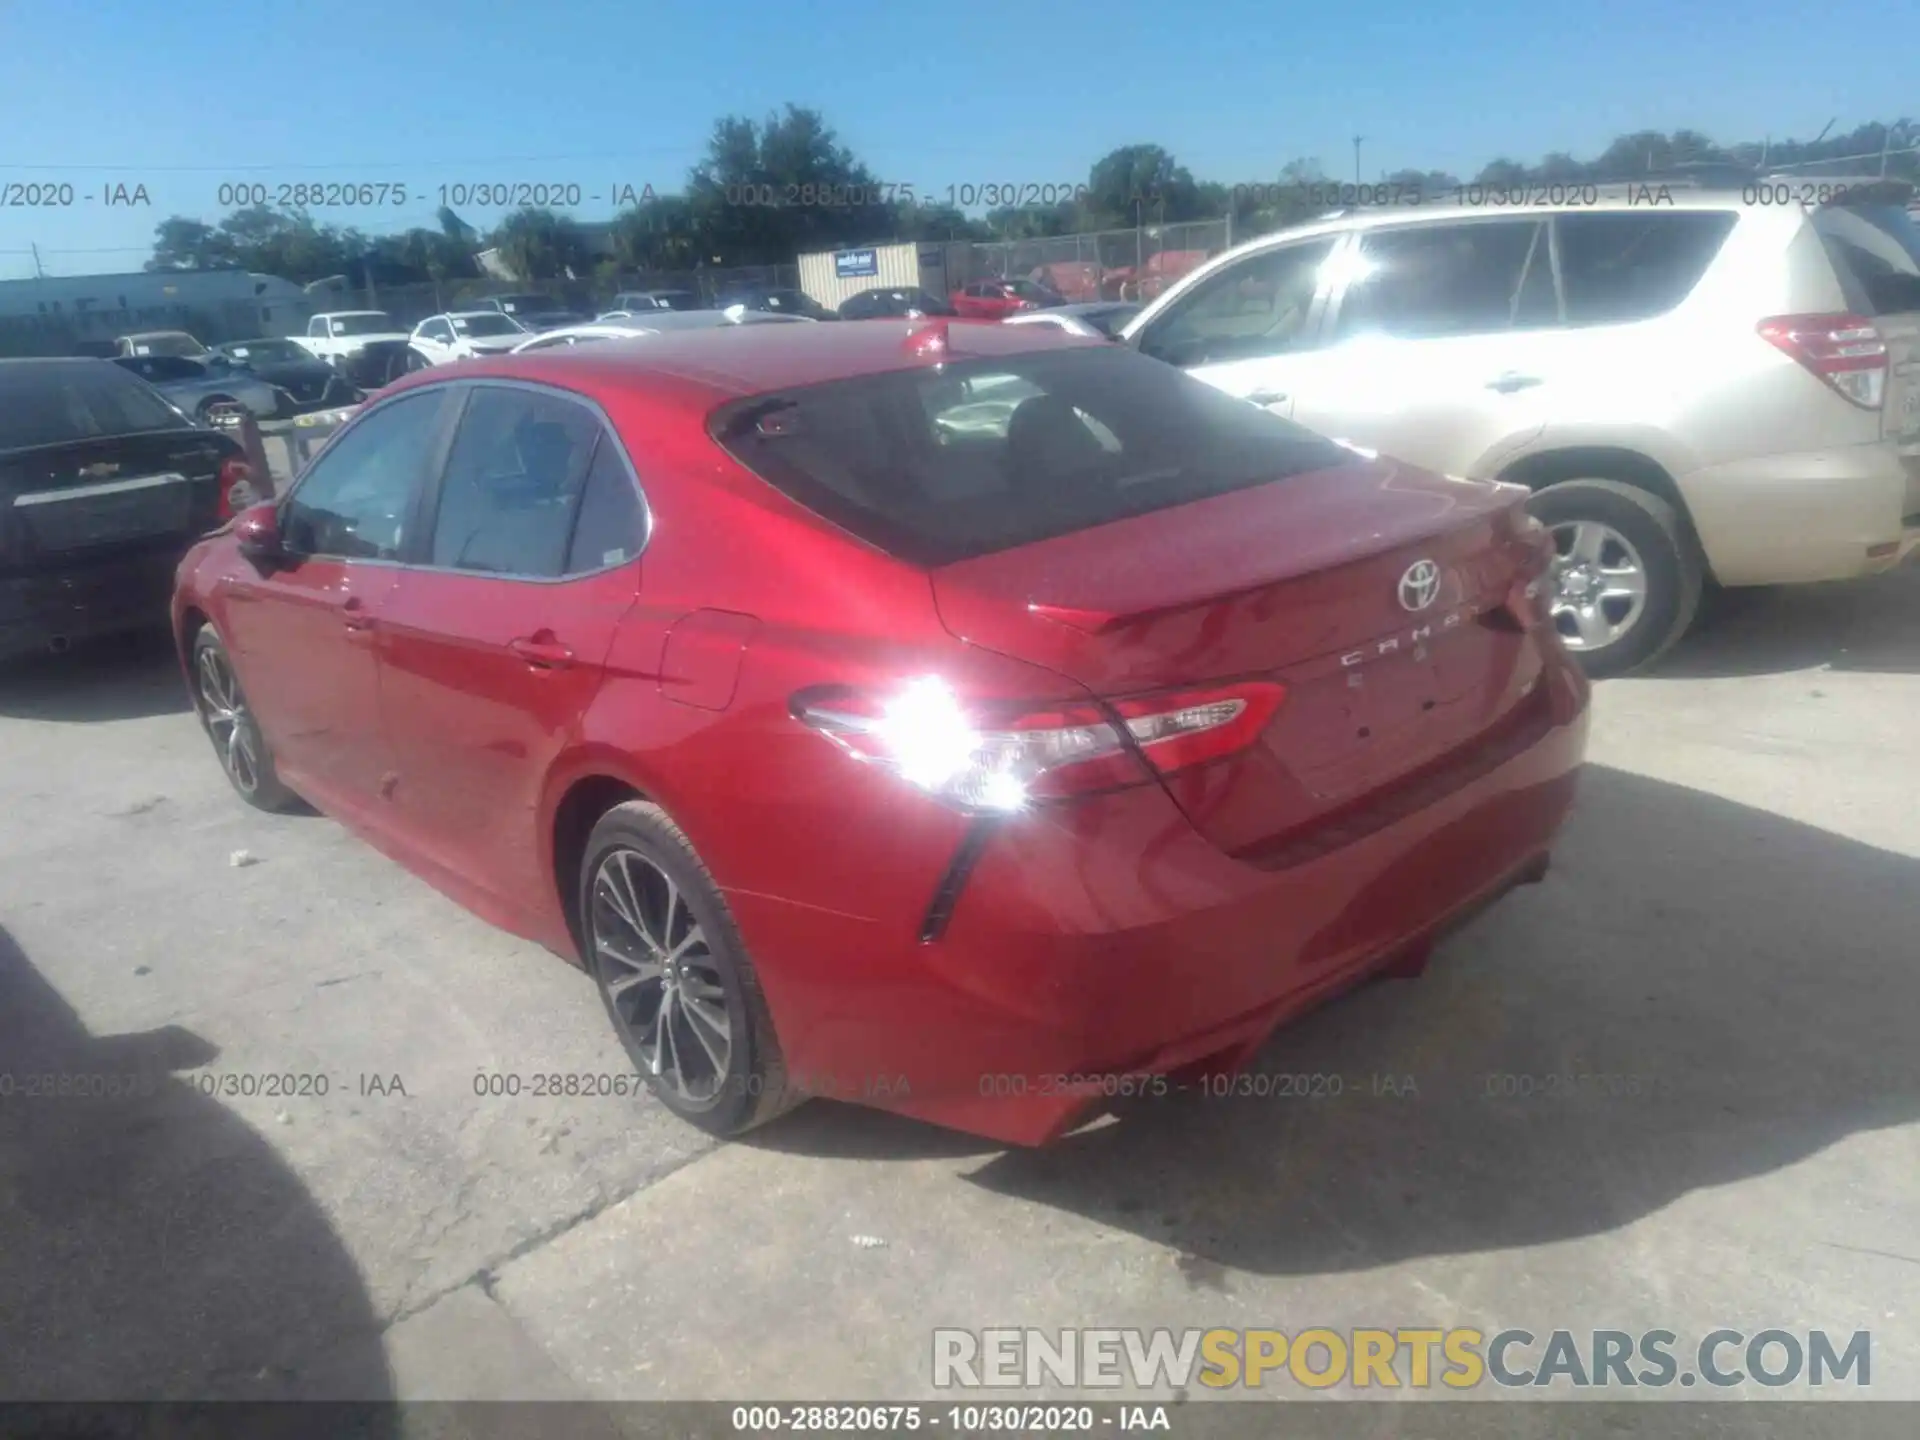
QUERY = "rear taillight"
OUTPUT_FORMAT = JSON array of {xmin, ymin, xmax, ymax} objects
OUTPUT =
[
  {"xmin": 216, "ymin": 455, "xmax": 256, "ymax": 520},
  {"xmin": 1757, "ymin": 313, "xmax": 1887, "ymax": 409},
  {"xmin": 791, "ymin": 676, "xmax": 1286, "ymax": 814}
]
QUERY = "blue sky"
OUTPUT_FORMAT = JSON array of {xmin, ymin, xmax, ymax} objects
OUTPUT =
[{"xmin": 0, "ymin": 0, "xmax": 1911, "ymax": 281}]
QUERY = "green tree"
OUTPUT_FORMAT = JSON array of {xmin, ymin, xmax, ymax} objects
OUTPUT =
[
  {"xmin": 147, "ymin": 217, "xmax": 237, "ymax": 271},
  {"xmin": 684, "ymin": 104, "xmax": 895, "ymax": 265},
  {"xmin": 1085, "ymin": 144, "xmax": 1203, "ymax": 226},
  {"xmin": 488, "ymin": 207, "xmax": 593, "ymax": 280},
  {"xmin": 609, "ymin": 193, "xmax": 703, "ymax": 271},
  {"xmin": 1474, "ymin": 157, "xmax": 1532, "ymax": 186}
]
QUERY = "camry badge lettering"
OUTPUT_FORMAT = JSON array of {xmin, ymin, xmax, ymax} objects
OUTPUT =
[{"xmin": 1342, "ymin": 609, "xmax": 1467, "ymax": 667}]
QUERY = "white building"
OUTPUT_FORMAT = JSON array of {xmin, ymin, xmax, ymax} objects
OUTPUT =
[
  {"xmin": 0, "ymin": 270, "xmax": 315, "ymax": 355},
  {"xmin": 797, "ymin": 241, "xmax": 959, "ymax": 313}
]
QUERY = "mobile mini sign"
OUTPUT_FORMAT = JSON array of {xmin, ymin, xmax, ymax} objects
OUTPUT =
[{"xmin": 834, "ymin": 248, "xmax": 880, "ymax": 279}]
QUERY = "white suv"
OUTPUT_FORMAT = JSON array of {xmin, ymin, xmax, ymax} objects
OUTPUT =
[{"xmin": 1121, "ymin": 180, "xmax": 1920, "ymax": 674}]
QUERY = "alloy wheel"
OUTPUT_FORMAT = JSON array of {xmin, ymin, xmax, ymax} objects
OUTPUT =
[
  {"xmin": 1548, "ymin": 519, "xmax": 1649, "ymax": 652},
  {"xmin": 196, "ymin": 645, "xmax": 260, "ymax": 795},
  {"xmin": 590, "ymin": 848, "xmax": 734, "ymax": 1104}
]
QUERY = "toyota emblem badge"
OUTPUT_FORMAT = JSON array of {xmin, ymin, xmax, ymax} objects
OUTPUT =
[{"xmin": 1398, "ymin": 559, "xmax": 1441, "ymax": 612}]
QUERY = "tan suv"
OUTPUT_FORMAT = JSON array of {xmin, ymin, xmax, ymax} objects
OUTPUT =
[{"xmin": 1121, "ymin": 178, "xmax": 1920, "ymax": 674}]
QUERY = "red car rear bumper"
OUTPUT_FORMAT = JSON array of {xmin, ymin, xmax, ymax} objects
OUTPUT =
[{"xmin": 727, "ymin": 661, "xmax": 1590, "ymax": 1145}]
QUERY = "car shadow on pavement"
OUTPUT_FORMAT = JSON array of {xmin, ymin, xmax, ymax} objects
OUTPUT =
[
  {"xmin": 0, "ymin": 627, "xmax": 194, "ymax": 722},
  {"xmin": 0, "ymin": 925, "xmax": 396, "ymax": 1420},
  {"xmin": 1653, "ymin": 564, "xmax": 1920, "ymax": 678},
  {"xmin": 938, "ymin": 764, "xmax": 1920, "ymax": 1276}
]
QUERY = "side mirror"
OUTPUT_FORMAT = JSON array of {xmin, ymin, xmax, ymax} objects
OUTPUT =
[{"xmin": 233, "ymin": 501, "xmax": 284, "ymax": 565}]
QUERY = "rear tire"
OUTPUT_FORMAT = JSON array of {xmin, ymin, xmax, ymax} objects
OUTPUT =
[
  {"xmin": 1528, "ymin": 479, "xmax": 1702, "ymax": 678},
  {"xmin": 580, "ymin": 800, "xmax": 800, "ymax": 1137},
  {"xmin": 190, "ymin": 625, "xmax": 297, "ymax": 812}
]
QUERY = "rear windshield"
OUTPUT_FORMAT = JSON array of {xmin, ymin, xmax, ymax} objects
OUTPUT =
[
  {"xmin": 0, "ymin": 362, "xmax": 192, "ymax": 453},
  {"xmin": 1812, "ymin": 204, "xmax": 1920, "ymax": 316},
  {"xmin": 713, "ymin": 345, "xmax": 1351, "ymax": 566}
]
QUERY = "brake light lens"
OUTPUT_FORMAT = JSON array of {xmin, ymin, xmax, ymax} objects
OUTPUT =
[
  {"xmin": 215, "ymin": 455, "xmax": 257, "ymax": 520},
  {"xmin": 1757, "ymin": 313, "xmax": 1887, "ymax": 409},
  {"xmin": 791, "ymin": 676, "xmax": 1286, "ymax": 814}
]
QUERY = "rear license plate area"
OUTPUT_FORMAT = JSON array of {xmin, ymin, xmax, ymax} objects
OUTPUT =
[
  {"xmin": 17, "ymin": 475, "xmax": 193, "ymax": 552},
  {"xmin": 1283, "ymin": 629, "xmax": 1495, "ymax": 803}
]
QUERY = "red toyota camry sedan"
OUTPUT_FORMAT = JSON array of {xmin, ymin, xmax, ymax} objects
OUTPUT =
[{"xmin": 172, "ymin": 319, "xmax": 1589, "ymax": 1145}]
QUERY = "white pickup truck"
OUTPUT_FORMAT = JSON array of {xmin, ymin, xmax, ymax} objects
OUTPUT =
[{"xmin": 291, "ymin": 311, "xmax": 418, "ymax": 387}]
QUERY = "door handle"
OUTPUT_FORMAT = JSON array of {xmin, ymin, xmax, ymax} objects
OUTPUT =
[
  {"xmin": 1244, "ymin": 389, "xmax": 1290, "ymax": 407},
  {"xmin": 509, "ymin": 636, "xmax": 576, "ymax": 669},
  {"xmin": 1486, "ymin": 372, "xmax": 1543, "ymax": 393},
  {"xmin": 341, "ymin": 595, "xmax": 375, "ymax": 632}
]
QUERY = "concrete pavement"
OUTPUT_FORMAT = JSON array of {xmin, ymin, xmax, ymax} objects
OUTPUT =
[{"xmin": 1, "ymin": 566, "xmax": 1915, "ymax": 1423}]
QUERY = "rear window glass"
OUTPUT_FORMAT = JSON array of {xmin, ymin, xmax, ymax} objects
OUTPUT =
[
  {"xmin": 1811, "ymin": 204, "xmax": 1920, "ymax": 316},
  {"xmin": 0, "ymin": 362, "xmax": 191, "ymax": 452},
  {"xmin": 1555, "ymin": 211, "xmax": 1737, "ymax": 325},
  {"xmin": 712, "ymin": 346, "xmax": 1351, "ymax": 566}
]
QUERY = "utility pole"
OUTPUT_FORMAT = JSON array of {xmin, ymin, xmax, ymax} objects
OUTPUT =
[{"xmin": 1353, "ymin": 136, "xmax": 1366, "ymax": 184}]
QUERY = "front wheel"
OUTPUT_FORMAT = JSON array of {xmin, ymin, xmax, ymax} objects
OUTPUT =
[
  {"xmin": 580, "ymin": 801, "xmax": 799, "ymax": 1137},
  {"xmin": 1528, "ymin": 478, "xmax": 1703, "ymax": 678}
]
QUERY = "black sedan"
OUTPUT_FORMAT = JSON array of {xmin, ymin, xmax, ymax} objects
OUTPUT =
[
  {"xmin": 0, "ymin": 359, "xmax": 253, "ymax": 662},
  {"xmin": 713, "ymin": 287, "xmax": 838, "ymax": 320},
  {"xmin": 208, "ymin": 338, "xmax": 364, "ymax": 414},
  {"xmin": 837, "ymin": 287, "xmax": 957, "ymax": 320}
]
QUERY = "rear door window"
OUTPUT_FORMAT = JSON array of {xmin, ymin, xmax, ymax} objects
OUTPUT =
[
  {"xmin": 1811, "ymin": 204, "xmax": 1920, "ymax": 316},
  {"xmin": 1335, "ymin": 220, "xmax": 1553, "ymax": 339},
  {"xmin": 0, "ymin": 362, "xmax": 191, "ymax": 451},
  {"xmin": 1554, "ymin": 211, "xmax": 1738, "ymax": 325},
  {"xmin": 713, "ymin": 345, "xmax": 1351, "ymax": 566},
  {"xmin": 564, "ymin": 438, "xmax": 646, "ymax": 574},
  {"xmin": 426, "ymin": 386, "xmax": 602, "ymax": 577}
]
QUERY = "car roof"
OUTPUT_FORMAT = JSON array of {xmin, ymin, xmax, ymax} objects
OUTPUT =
[
  {"xmin": 1242, "ymin": 180, "xmax": 1880, "ymax": 251},
  {"xmin": 384, "ymin": 317, "xmax": 1102, "ymax": 412}
]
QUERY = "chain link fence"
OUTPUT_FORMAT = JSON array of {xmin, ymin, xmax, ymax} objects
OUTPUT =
[
  {"xmin": 318, "ymin": 266, "xmax": 803, "ymax": 328},
  {"xmin": 959, "ymin": 220, "xmax": 1232, "ymax": 303}
]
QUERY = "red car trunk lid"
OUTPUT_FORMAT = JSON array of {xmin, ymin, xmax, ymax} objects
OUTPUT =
[{"xmin": 929, "ymin": 456, "xmax": 1555, "ymax": 854}]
